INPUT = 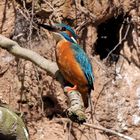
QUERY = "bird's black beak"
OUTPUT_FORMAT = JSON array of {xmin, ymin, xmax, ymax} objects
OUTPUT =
[{"xmin": 38, "ymin": 23, "xmax": 58, "ymax": 32}]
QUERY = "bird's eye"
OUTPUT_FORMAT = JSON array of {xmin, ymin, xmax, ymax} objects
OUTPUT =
[{"xmin": 62, "ymin": 27, "xmax": 66, "ymax": 31}]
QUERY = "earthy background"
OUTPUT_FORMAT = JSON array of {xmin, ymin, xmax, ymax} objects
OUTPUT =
[{"xmin": 0, "ymin": 0, "xmax": 140, "ymax": 140}]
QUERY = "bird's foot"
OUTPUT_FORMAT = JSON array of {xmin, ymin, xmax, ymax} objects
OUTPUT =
[{"xmin": 64, "ymin": 85, "xmax": 77, "ymax": 93}]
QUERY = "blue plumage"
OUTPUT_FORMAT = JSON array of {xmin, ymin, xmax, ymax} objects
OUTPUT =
[
  {"xmin": 60, "ymin": 32, "xmax": 76, "ymax": 43},
  {"xmin": 70, "ymin": 43, "xmax": 94, "ymax": 90}
]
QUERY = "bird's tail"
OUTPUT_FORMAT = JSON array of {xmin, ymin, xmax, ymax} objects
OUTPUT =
[{"xmin": 81, "ymin": 89, "xmax": 94, "ymax": 123}]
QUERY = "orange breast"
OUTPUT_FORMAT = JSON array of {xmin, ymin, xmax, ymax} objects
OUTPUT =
[{"xmin": 56, "ymin": 40, "xmax": 88, "ymax": 91}]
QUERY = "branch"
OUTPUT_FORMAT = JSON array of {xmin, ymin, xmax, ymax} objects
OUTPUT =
[
  {"xmin": 0, "ymin": 34, "xmax": 58, "ymax": 76},
  {"xmin": 105, "ymin": 19, "xmax": 131, "ymax": 60},
  {"xmin": 64, "ymin": 87, "xmax": 86, "ymax": 123},
  {"xmin": 52, "ymin": 118, "xmax": 135, "ymax": 140},
  {"xmin": 84, "ymin": 123, "xmax": 136, "ymax": 140},
  {"xmin": 75, "ymin": 0, "xmax": 96, "ymax": 21},
  {"xmin": 45, "ymin": 0, "xmax": 61, "ymax": 24}
]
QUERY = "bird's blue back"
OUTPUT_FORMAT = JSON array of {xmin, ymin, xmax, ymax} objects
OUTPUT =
[{"xmin": 70, "ymin": 43, "xmax": 94, "ymax": 90}]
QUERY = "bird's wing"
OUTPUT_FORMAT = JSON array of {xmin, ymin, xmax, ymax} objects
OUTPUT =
[{"xmin": 71, "ymin": 43, "xmax": 94, "ymax": 90}]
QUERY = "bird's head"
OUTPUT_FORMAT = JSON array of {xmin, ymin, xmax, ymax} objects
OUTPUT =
[{"xmin": 38, "ymin": 23, "xmax": 78, "ymax": 43}]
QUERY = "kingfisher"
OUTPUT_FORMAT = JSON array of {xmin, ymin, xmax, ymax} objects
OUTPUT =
[{"xmin": 38, "ymin": 23, "xmax": 94, "ymax": 107}]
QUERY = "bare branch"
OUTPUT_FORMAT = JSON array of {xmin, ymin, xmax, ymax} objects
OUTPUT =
[
  {"xmin": 84, "ymin": 123, "xmax": 136, "ymax": 140},
  {"xmin": 105, "ymin": 19, "xmax": 131, "ymax": 60},
  {"xmin": 0, "ymin": 34, "xmax": 58, "ymax": 76},
  {"xmin": 53, "ymin": 118, "xmax": 136, "ymax": 140},
  {"xmin": 75, "ymin": 0, "xmax": 96, "ymax": 21},
  {"xmin": 28, "ymin": 0, "xmax": 35, "ymax": 47},
  {"xmin": 45, "ymin": 0, "xmax": 61, "ymax": 24}
]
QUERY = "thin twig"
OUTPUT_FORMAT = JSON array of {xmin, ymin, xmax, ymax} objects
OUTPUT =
[
  {"xmin": 75, "ymin": 0, "xmax": 96, "ymax": 21},
  {"xmin": 76, "ymin": 20, "xmax": 89, "ymax": 32},
  {"xmin": 119, "ymin": 21, "xmax": 124, "ymax": 43},
  {"xmin": 68, "ymin": 121, "xmax": 72, "ymax": 140},
  {"xmin": 92, "ymin": 57, "xmax": 107, "ymax": 72},
  {"xmin": 28, "ymin": 0, "xmax": 35, "ymax": 48},
  {"xmin": 53, "ymin": 118, "xmax": 135, "ymax": 140},
  {"xmin": 105, "ymin": 20, "xmax": 131, "ymax": 60},
  {"xmin": 17, "ymin": 8, "xmax": 29, "ymax": 21},
  {"xmin": 16, "ymin": 6, "xmax": 38, "ymax": 31},
  {"xmin": 22, "ymin": 0, "xmax": 30, "ymax": 18},
  {"xmin": 0, "ymin": 0, "xmax": 8, "ymax": 33},
  {"xmin": 45, "ymin": 1, "xmax": 61, "ymax": 24},
  {"xmin": 84, "ymin": 123, "xmax": 136, "ymax": 140},
  {"xmin": 33, "ymin": 64, "xmax": 45, "ymax": 115}
]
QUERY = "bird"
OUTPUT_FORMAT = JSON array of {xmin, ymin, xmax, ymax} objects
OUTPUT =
[{"xmin": 38, "ymin": 23, "xmax": 94, "ymax": 107}]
